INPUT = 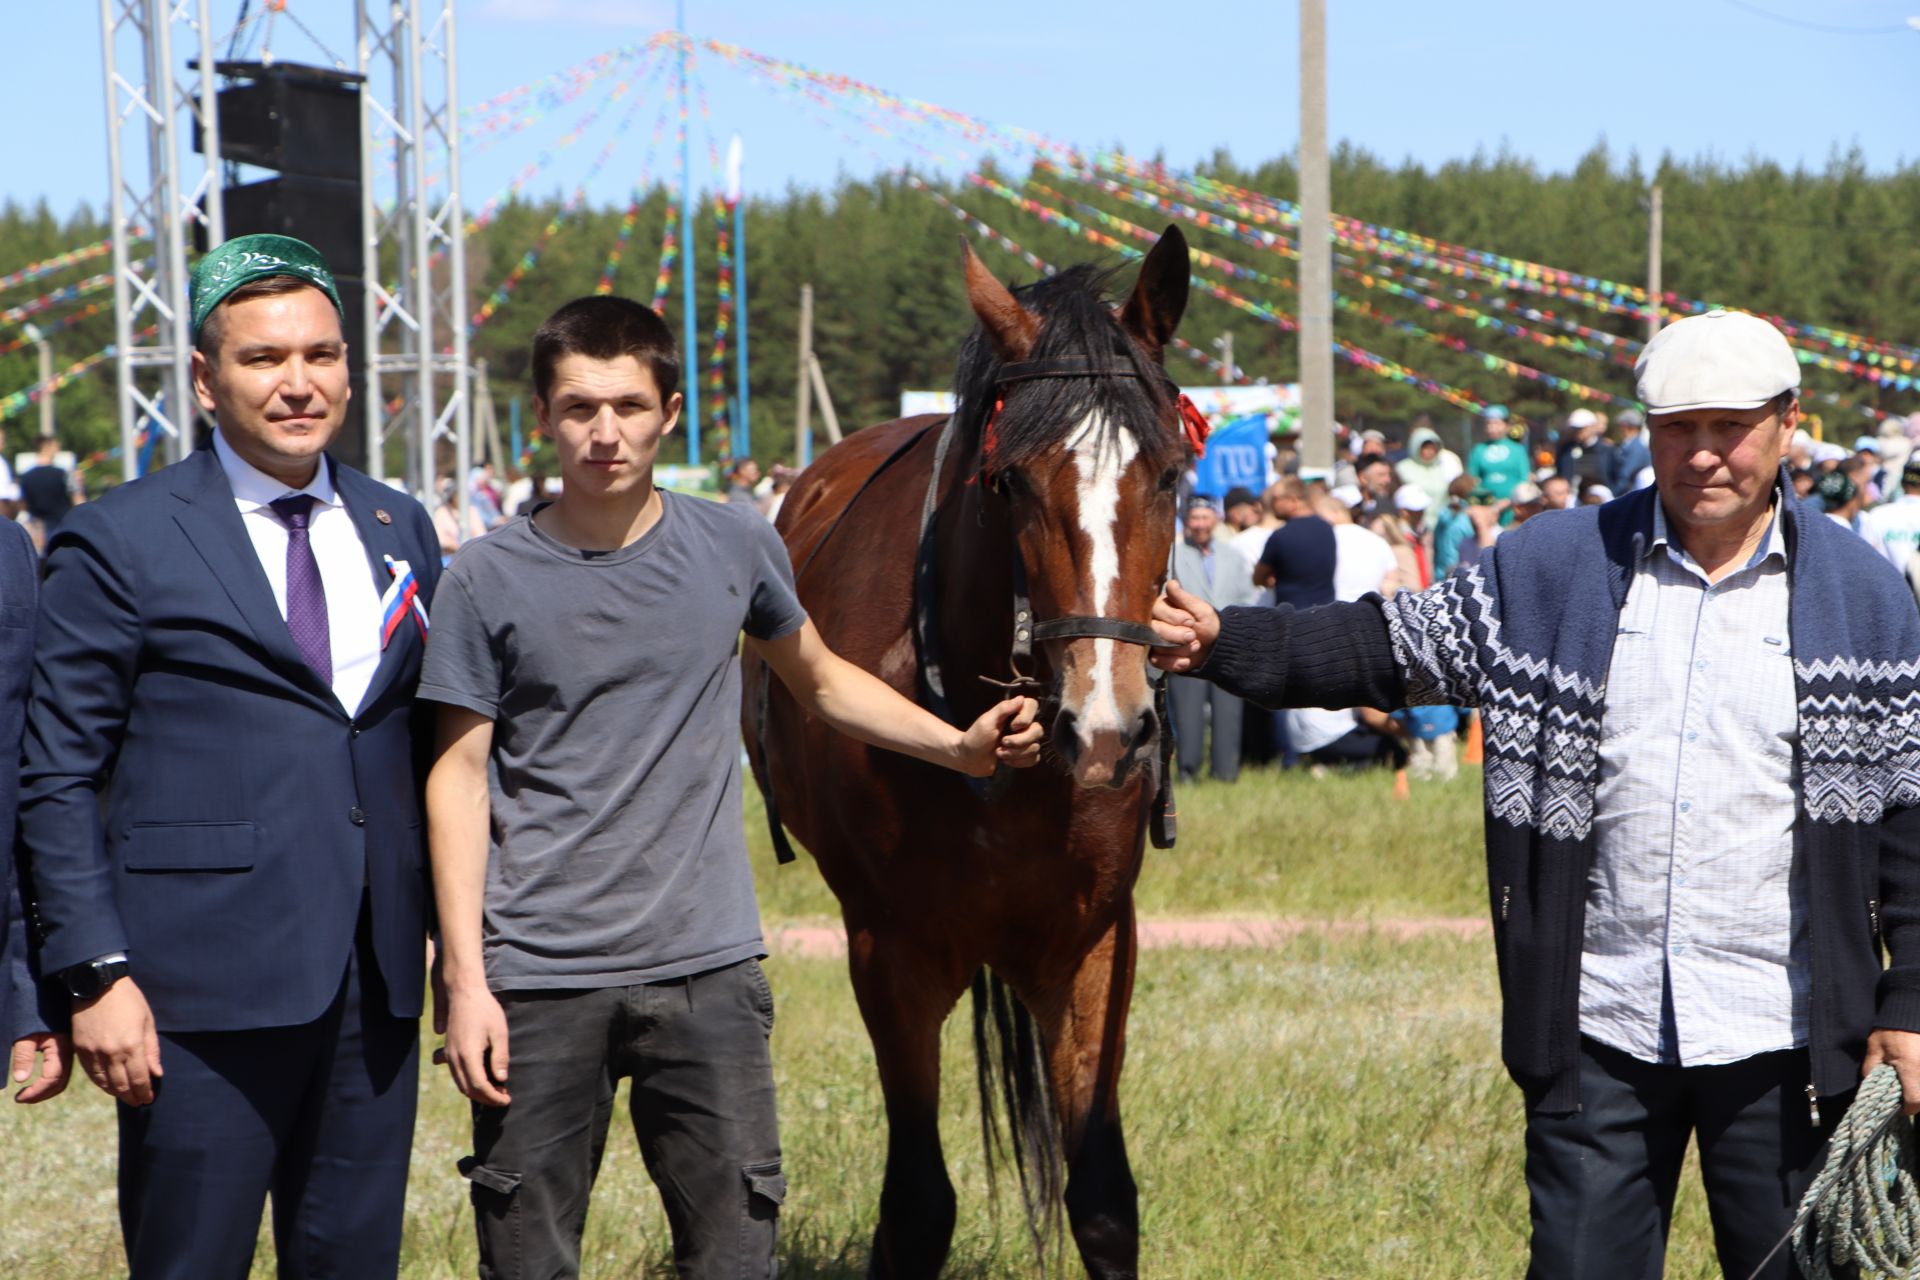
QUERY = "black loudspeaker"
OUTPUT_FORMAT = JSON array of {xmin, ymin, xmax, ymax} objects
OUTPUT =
[
  {"xmin": 192, "ymin": 61, "xmax": 371, "ymax": 472},
  {"xmin": 217, "ymin": 176, "xmax": 361, "ymax": 268},
  {"xmin": 201, "ymin": 61, "xmax": 364, "ymax": 180}
]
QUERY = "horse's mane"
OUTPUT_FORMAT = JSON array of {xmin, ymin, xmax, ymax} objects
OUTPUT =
[{"xmin": 952, "ymin": 264, "xmax": 1183, "ymax": 475}]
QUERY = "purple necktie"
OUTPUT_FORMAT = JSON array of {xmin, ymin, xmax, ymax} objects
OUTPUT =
[{"xmin": 269, "ymin": 494, "xmax": 331, "ymax": 686}]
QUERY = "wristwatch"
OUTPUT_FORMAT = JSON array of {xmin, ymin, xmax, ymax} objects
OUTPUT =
[{"xmin": 60, "ymin": 953, "xmax": 130, "ymax": 1001}]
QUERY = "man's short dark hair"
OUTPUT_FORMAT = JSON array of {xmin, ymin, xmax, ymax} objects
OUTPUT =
[
  {"xmin": 194, "ymin": 275, "xmax": 331, "ymax": 359},
  {"xmin": 1356, "ymin": 452, "xmax": 1390, "ymax": 472},
  {"xmin": 531, "ymin": 296, "xmax": 679, "ymax": 404}
]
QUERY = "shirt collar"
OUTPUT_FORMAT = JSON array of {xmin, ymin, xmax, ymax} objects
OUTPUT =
[
  {"xmin": 1650, "ymin": 496, "xmax": 1786, "ymax": 575},
  {"xmin": 213, "ymin": 429, "xmax": 336, "ymax": 511}
]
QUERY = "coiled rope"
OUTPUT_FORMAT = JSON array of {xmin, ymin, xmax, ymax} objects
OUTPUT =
[{"xmin": 1781, "ymin": 1065, "xmax": 1920, "ymax": 1280}]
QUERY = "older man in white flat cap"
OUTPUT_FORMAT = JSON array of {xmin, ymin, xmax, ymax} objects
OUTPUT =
[{"xmin": 1150, "ymin": 309, "xmax": 1920, "ymax": 1279}]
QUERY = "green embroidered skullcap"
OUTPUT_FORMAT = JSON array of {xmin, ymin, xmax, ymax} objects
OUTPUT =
[{"xmin": 190, "ymin": 234, "xmax": 344, "ymax": 339}]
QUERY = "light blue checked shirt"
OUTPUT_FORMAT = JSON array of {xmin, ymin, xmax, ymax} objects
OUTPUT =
[{"xmin": 1580, "ymin": 501, "xmax": 1805, "ymax": 1066}]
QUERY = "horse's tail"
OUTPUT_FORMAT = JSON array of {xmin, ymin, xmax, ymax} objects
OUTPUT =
[{"xmin": 970, "ymin": 968, "xmax": 1065, "ymax": 1267}]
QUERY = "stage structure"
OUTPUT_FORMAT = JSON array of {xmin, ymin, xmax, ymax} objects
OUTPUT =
[
  {"xmin": 99, "ymin": 0, "xmax": 224, "ymax": 478},
  {"xmin": 99, "ymin": 0, "xmax": 471, "ymax": 513}
]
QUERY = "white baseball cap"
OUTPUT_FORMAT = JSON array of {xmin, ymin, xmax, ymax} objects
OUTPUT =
[
  {"xmin": 1634, "ymin": 310, "xmax": 1799, "ymax": 414},
  {"xmin": 1329, "ymin": 483, "xmax": 1364, "ymax": 508},
  {"xmin": 1566, "ymin": 408, "xmax": 1599, "ymax": 429},
  {"xmin": 1393, "ymin": 483, "xmax": 1431, "ymax": 513}
]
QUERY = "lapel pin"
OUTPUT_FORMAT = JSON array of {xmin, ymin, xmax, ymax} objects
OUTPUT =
[{"xmin": 374, "ymin": 508, "xmax": 392, "ymax": 525}]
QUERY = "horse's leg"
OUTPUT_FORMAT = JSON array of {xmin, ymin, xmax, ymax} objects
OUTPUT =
[
  {"xmin": 1032, "ymin": 902, "xmax": 1141, "ymax": 1279},
  {"xmin": 848, "ymin": 927, "xmax": 969, "ymax": 1280}
]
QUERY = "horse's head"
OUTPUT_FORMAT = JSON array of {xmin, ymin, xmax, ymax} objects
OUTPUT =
[{"xmin": 958, "ymin": 227, "xmax": 1193, "ymax": 790}]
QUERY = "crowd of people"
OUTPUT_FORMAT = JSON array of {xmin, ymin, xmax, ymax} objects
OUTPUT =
[{"xmin": 1168, "ymin": 398, "xmax": 1920, "ymax": 794}]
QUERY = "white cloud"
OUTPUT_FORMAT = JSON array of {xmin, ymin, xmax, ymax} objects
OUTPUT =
[{"xmin": 478, "ymin": 0, "xmax": 673, "ymax": 28}]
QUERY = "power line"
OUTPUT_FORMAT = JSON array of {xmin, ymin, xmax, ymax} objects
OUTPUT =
[{"xmin": 1716, "ymin": 0, "xmax": 1916, "ymax": 35}]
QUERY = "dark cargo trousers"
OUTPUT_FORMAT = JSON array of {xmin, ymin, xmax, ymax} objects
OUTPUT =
[{"xmin": 461, "ymin": 958, "xmax": 785, "ymax": 1279}]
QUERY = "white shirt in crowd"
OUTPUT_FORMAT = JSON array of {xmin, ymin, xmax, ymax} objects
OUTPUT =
[
  {"xmin": 1331, "ymin": 522, "xmax": 1398, "ymax": 602},
  {"xmin": 1857, "ymin": 492, "xmax": 1920, "ymax": 573},
  {"xmin": 1582, "ymin": 503, "xmax": 1801, "ymax": 1067},
  {"xmin": 1231, "ymin": 523, "xmax": 1276, "ymax": 601},
  {"xmin": 215, "ymin": 429, "xmax": 385, "ymax": 716},
  {"xmin": 1285, "ymin": 706, "xmax": 1357, "ymax": 755}
]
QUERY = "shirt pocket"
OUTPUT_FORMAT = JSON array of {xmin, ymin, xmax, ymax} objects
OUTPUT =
[
  {"xmin": 1601, "ymin": 626, "xmax": 1653, "ymax": 742},
  {"xmin": 1741, "ymin": 632, "xmax": 1799, "ymax": 764}
]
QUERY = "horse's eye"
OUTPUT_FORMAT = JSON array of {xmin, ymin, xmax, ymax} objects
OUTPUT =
[
  {"xmin": 1157, "ymin": 468, "xmax": 1180, "ymax": 493},
  {"xmin": 995, "ymin": 468, "xmax": 1027, "ymax": 497}
]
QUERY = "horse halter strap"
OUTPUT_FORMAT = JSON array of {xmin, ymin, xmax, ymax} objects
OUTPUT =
[{"xmin": 979, "ymin": 355, "xmax": 1182, "ymax": 695}]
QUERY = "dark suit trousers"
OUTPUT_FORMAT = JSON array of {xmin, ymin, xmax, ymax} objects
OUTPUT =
[
  {"xmin": 1524, "ymin": 1037, "xmax": 1846, "ymax": 1280},
  {"xmin": 117, "ymin": 913, "xmax": 419, "ymax": 1280}
]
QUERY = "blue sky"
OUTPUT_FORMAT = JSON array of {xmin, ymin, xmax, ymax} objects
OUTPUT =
[{"xmin": 11, "ymin": 0, "xmax": 1920, "ymax": 220}]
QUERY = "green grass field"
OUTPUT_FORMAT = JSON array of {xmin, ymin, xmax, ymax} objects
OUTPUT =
[{"xmin": 0, "ymin": 765, "xmax": 1727, "ymax": 1277}]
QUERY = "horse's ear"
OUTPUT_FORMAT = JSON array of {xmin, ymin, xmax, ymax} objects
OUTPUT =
[
  {"xmin": 962, "ymin": 238, "xmax": 1039, "ymax": 363},
  {"xmin": 1120, "ymin": 225, "xmax": 1190, "ymax": 359}
]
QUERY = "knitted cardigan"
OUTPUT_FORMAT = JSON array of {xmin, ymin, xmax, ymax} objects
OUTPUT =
[{"xmin": 1200, "ymin": 478, "xmax": 1920, "ymax": 1109}]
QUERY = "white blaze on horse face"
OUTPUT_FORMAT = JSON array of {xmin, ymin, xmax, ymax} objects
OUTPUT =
[{"xmin": 1064, "ymin": 412, "xmax": 1141, "ymax": 773}]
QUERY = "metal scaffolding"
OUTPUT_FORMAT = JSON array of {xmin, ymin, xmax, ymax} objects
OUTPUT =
[
  {"xmin": 357, "ymin": 0, "xmax": 471, "ymax": 513},
  {"xmin": 100, "ymin": 0, "xmax": 470, "ymax": 508},
  {"xmin": 100, "ymin": 0, "xmax": 224, "ymax": 480}
]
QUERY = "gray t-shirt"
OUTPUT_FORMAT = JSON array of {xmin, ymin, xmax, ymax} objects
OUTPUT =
[{"xmin": 418, "ymin": 493, "xmax": 808, "ymax": 990}]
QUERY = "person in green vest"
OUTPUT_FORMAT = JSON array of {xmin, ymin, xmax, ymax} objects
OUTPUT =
[{"xmin": 1467, "ymin": 405, "xmax": 1530, "ymax": 500}]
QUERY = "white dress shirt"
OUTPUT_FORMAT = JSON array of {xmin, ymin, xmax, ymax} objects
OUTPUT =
[
  {"xmin": 214, "ymin": 431, "xmax": 384, "ymax": 715},
  {"xmin": 1583, "ymin": 502, "xmax": 1803, "ymax": 1066}
]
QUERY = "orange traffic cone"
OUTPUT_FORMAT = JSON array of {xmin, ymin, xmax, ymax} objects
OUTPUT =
[
  {"xmin": 1393, "ymin": 768, "xmax": 1411, "ymax": 802},
  {"xmin": 1463, "ymin": 714, "xmax": 1484, "ymax": 765}
]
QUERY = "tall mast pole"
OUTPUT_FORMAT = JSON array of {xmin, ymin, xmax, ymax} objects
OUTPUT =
[
  {"xmin": 731, "ymin": 134, "xmax": 750, "ymax": 460},
  {"xmin": 677, "ymin": 6, "xmax": 700, "ymax": 466},
  {"xmin": 1297, "ymin": 0, "xmax": 1335, "ymax": 478}
]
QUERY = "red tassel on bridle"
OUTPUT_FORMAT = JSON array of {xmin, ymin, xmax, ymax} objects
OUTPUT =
[
  {"xmin": 1178, "ymin": 394, "xmax": 1212, "ymax": 458},
  {"xmin": 972, "ymin": 396, "xmax": 1006, "ymax": 486}
]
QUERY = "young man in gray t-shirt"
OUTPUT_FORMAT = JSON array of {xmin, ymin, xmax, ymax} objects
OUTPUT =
[{"xmin": 421, "ymin": 296, "xmax": 1042, "ymax": 1279}]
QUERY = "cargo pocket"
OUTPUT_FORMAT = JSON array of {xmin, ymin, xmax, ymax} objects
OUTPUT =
[
  {"xmin": 739, "ymin": 1158, "xmax": 785, "ymax": 1278},
  {"xmin": 458, "ymin": 1156, "xmax": 523, "ymax": 1275}
]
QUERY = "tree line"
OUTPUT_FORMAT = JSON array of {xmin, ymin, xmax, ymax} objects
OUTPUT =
[{"xmin": 3, "ymin": 140, "xmax": 1916, "ymax": 484}]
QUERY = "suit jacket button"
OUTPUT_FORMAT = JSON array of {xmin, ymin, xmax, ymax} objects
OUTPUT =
[{"xmin": 349, "ymin": 807, "xmax": 367, "ymax": 825}]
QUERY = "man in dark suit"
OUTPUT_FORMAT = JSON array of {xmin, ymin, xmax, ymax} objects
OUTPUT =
[
  {"xmin": 16, "ymin": 233, "xmax": 440, "ymax": 1278},
  {"xmin": 0, "ymin": 517, "xmax": 62, "ymax": 1100}
]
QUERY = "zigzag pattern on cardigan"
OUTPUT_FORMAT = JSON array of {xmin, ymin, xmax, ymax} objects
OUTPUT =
[
  {"xmin": 1796, "ymin": 654, "xmax": 1920, "ymax": 824},
  {"xmin": 1380, "ymin": 550, "xmax": 1920, "ymax": 836},
  {"xmin": 1380, "ymin": 562, "xmax": 1605, "ymax": 841}
]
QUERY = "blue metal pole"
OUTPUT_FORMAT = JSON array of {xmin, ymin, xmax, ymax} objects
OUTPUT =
[
  {"xmin": 509, "ymin": 396, "xmax": 522, "ymax": 464},
  {"xmin": 734, "ymin": 192, "xmax": 749, "ymax": 460},
  {"xmin": 677, "ymin": 11, "xmax": 700, "ymax": 467}
]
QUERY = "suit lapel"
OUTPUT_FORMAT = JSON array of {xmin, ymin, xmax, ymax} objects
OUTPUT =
[
  {"xmin": 169, "ymin": 448, "xmax": 339, "ymax": 710},
  {"xmin": 332, "ymin": 462, "xmax": 426, "ymax": 711}
]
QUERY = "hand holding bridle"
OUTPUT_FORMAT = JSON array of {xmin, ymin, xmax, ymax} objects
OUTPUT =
[{"xmin": 1149, "ymin": 580, "xmax": 1219, "ymax": 674}]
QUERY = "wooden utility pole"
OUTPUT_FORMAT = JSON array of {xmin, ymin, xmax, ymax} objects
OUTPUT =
[
  {"xmin": 1297, "ymin": 0, "xmax": 1335, "ymax": 476},
  {"xmin": 1646, "ymin": 184, "xmax": 1664, "ymax": 340},
  {"xmin": 27, "ymin": 325, "xmax": 53, "ymax": 441},
  {"xmin": 807, "ymin": 353, "xmax": 843, "ymax": 446},
  {"xmin": 795, "ymin": 283, "xmax": 814, "ymax": 467},
  {"xmin": 1217, "ymin": 330, "xmax": 1235, "ymax": 382}
]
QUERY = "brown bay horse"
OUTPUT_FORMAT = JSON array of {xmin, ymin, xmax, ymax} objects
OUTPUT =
[{"xmin": 743, "ymin": 227, "xmax": 1197, "ymax": 1278}]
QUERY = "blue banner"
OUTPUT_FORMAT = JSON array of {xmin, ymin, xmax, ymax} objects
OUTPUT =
[{"xmin": 1190, "ymin": 414, "xmax": 1272, "ymax": 501}]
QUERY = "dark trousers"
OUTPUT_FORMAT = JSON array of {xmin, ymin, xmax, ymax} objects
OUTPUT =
[
  {"xmin": 1305, "ymin": 725, "xmax": 1409, "ymax": 771},
  {"xmin": 465, "ymin": 958, "xmax": 784, "ymax": 1280},
  {"xmin": 1169, "ymin": 672, "xmax": 1243, "ymax": 782},
  {"xmin": 117, "ymin": 917, "xmax": 419, "ymax": 1280},
  {"xmin": 1525, "ymin": 1037, "xmax": 1847, "ymax": 1280}
]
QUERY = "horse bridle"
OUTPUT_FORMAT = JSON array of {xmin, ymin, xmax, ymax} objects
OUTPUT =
[{"xmin": 959, "ymin": 355, "xmax": 1206, "ymax": 695}]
